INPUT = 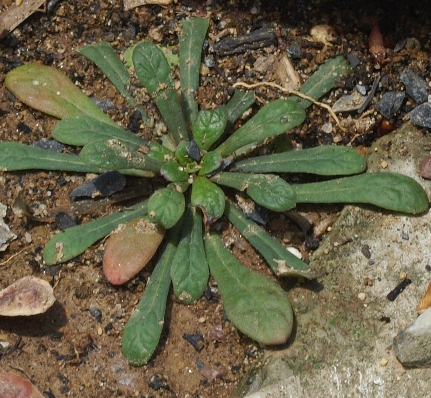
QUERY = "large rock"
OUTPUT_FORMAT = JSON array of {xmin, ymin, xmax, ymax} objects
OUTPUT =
[
  {"xmin": 242, "ymin": 122, "xmax": 431, "ymax": 397},
  {"xmin": 393, "ymin": 307, "xmax": 431, "ymax": 367}
]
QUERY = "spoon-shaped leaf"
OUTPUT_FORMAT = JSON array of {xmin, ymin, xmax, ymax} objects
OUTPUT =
[
  {"xmin": 78, "ymin": 42, "xmax": 135, "ymax": 105},
  {"xmin": 233, "ymin": 145, "xmax": 367, "ymax": 176},
  {"xmin": 211, "ymin": 172, "xmax": 296, "ymax": 212},
  {"xmin": 133, "ymin": 42, "xmax": 188, "ymax": 143},
  {"xmin": 180, "ymin": 17, "xmax": 209, "ymax": 125},
  {"xmin": 192, "ymin": 107, "xmax": 228, "ymax": 151},
  {"xmin": 214, "ymin": 99, "xmax": 305, "ymax": 158},
  {"xmin": 5, "ymin": 64, "xmax": 116, "ymax": 125},
  {"xmin": 224, "ymin": 89, "xmax": 255, "ymax": 132},
  {"xmin": 52, "ymin": 116, "xmax": 147, "ymax": 147},
  {"xmin": 148, "ymin": 185, "xmax": 186, "ymax": 229},
  {"xmin": 205, "ymin": 233, "xmax": 294, "ymax": 345},
  {"xmin": 225, "ymin": 202, "xmax": 316, "ymax": 279},
  {"xmin": 191, "ymin": 176, "xmax": 225, "ymax": 224},
  {"xmin": 79, "ymin": 139, "xmax": 162, "ymax": 173},
  {"xmin": 122, "ymin": 222, "xmax": 182, "ymax": 366},
  {"xmin": 171, "ymin": 207, "xmax": 209, "ymax": 304},
  {"xmin": 44, "ymin": 201, "xmax": 148, "ymax": 265},
  {"xmin": 0, "ymin": 142, "xmax": 103, "ymax": 173},
  {"xmin": 103, "ymin": 217, "xmax": 165, "ymax": 285},
  {"xmin": 294, "ymin": 172, "xmax": 429, "ymax": 214}
]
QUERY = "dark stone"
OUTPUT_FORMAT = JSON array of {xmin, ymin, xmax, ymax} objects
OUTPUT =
[
  {"xmin": 89, "ymin": 306, "xmax": 103, "ymax": 323},
  {"xmin": 183, "ymin": 332, "xmax": 204, "ymax": 352},
  {"xmin": 286, "ymin": 43, "xmax": 302, "ymax": 58},
  {"xmin": 55, "ymin": 212, "xmax": 77, "ymax": 230},
  {"xmin": 400, "ymin": 68, "xmax": 428, "ymax": 104},
  {"xmin": 187, "ymin": 140, "xmax": 201, "ymax": 162},
  {"xmin": 374, "ymin": 91, "xmax": 405, "ymax": 119},
  {"xmin": 148, "ymin": 374, "xmax": 170, "ymax": 391},
  {"xmin": 91, "ymin": 97, "xmax": 116, "ymax": 112},
  {"xmin": 409, "ymin": 103, "xmax": 431, "ymax": 129}
]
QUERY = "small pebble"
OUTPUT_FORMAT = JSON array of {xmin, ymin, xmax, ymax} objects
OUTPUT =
[
  {"xmin": 401, "ymin": 232, "xmax": 409, "ymax": 240},
  {"xmin": 380, "ymin": 358, "xmax": 388, "ymax": 366},
  {"xmin": 358, "ymin": 292, "xmax": 366, "ymax": 301},
  {"xmin": 380, "ymin": 160, "xmax": 388, "ymax": 168},
  {"xmin": 399, "ymin": 271, "xmax": 407, "ymax": 280}
]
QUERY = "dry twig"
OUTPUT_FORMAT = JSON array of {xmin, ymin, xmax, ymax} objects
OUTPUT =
[{"xmin": 233, "ymin": 81, "xmax": 347, "ymax": 132}]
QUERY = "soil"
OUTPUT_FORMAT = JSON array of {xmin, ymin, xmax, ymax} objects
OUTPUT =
[{"xmin": 0, "ymin": 0, "xmax": 430, "ymax": 397}]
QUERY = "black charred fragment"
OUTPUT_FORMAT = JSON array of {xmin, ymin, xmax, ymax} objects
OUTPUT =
[
  {"xmin": 387, "ymin": 278, "xmax": 412, "ymax": 301},
  {"xmin": 187, "ymin": 140, "xmax": 201, "ymax": 162},
  {"xmin": 212, "ymin": 27, "xmax": 277, "ymax": 56},
  {"xmin": 71, "ymin": 171, "xmax": 126, "ymax": 199}
]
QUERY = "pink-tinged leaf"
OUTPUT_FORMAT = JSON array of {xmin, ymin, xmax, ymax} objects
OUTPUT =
[
  {"xmin": 0, "ymin": 276, "xmax": 55, "ymax": 317},
  {"xmin": 0, "ymin": 372, "xmax": 44, "ymax": 398},
  {"xmin": 103, "ymin": 217, "xmax": 165, "ymax": 285},
  {"xmin": 5, "ymin": 64, "xmax": 115, "ymax": 124}
]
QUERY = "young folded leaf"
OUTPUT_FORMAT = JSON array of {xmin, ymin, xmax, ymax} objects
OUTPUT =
[
  {"xmin": 103, "ymin": 217, "xmax": 165, "ymax": 285},
  {"xmin": 191, "ymin": 177, "xmax": 225, "ymax": 224},
  {"xmin": 233, "ymin": 145, "xmax": 366, "ymax": 176},
  {"xmin": 122, "ymin": 223, "xmax": 182, "ymax": 366},
  {"xmin": 133, "ymin": 42, "xmax": 188, "ymax": 143},
  {"xmin": 79, "ymin": 139, "xmax": 162, "ymax": 173},
  {"xmin": 211, "ymin": 172, "xmax": 296, "ymax": 212},
  {"xmin": 294, "ymin": 172, "xmax": 429, "ymax": 214},
  {"xmin": 205, "ymin": 233, "xmax": 294, "ymax": 345},
  {"xmin": 179, "ymin": 17, "xmax": 209, "ymax": 125},
  {"xmin": 198, "ymin": 151, "xmax": 223, "ymax": 176},
  {"xmin": 225, "ymin": 202, "xmax": 316, "ymax": 279},
  {"xmin": 214, "ymin": 99, "xmax": 305, "ymax": 158},
  {"xmin": 52, "ymin": 116, "xmax": 147, "ymax": 147},
  {"xmin": 148, "ymin": 185, "xmax": 186, "ymax": 228},
  {"xmin": 160, "ymin": 161, "xmax": 189, "ymax": 182},
  {"xmin": 171, "ymin": 207, "xmax": 209, "ymax": 304},
  {"xmin": 192, "ymin": 107, "xmax": 228, "ymax": 151},
  {"xmin": 44, "ymin": 201, "xmax": 148, "ymax": 265},
  {"xmin": 5, "ymin": 64, "xmax": 116, "ymax": 125}
]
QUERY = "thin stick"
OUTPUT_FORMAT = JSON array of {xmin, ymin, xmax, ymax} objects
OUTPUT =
[
  {"xmin": 233, "ymin": 81, "xmax": 347, "ymax": 132},
  {"xmin": 0, "ymin": 245, "xmax": 34, "ymax": 267}
]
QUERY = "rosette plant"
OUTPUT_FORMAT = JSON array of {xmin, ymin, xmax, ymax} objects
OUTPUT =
[{"xmin": 1, "ymin": 17, "xmax": 428, "ymax": 365}]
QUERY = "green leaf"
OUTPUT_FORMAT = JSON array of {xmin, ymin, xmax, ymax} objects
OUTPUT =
[
  {"xmin": 78, "ymin": 42, "xmax": 135, "ymax": 105},
  {"xmin": 0, "ymin": 142, "xmax": 103, "ymax": 173},
  {"xmin": 191, "ymin": 177, "xmax": 225, "ymax": 224},
  {"xmin": 160, "ymin": 161, "xmax": 189, "ymax": 182},
  {"xmin": 225, "ymin": 202, "xmax": 316, "ymax": 278},
  {"xmin": 179, "ymin": 17, "xmax": 209, "ymax": 125},
  {"xmin": 52, "ymin": 115, "xmax": 147, "ymax": 147},
  {"xmin": 192, "ymin": 107, "xmax": 228, "ymax": 151},
  {"xmin": 171, "ymin": 207, "xmax": 209, "ymax": 304},
  {"xmin": 79, "ymin": 139, "xmax": 162, "ymax": 173},
  {"xmin": 225, "ymin": 90, "xmax": 255, "ymax": 132},
  {"xmin": 133, "ymin": 42, "xmax": 188, "ymax": 143},
  {"xmin": 214, "ymin": 99, "xmax": 305, "ymax": 158},
  {"xmin": 294, "ymin": 172, "xmax": 429, "ymax": 214},
  {"xmin": 5, "ymin": 64, "xmax": 115, "ymax": 125},
  {"xmin": 233, "ymin": 146, "xmax": 366, "ymax": 176},
  {"xmin": 147, "ymin": 141, "xmax": 174, "ymax": 163},
  {"xmin": 122, "ymin": 222, "xmax": 182, "ymax": 366},
  {"xmin": 211, "ymin": 172, "xmax": 296, "ymax": 212},
  {"xmin": 43, "ymin": 201, "xmax": 148, "ymax": 265},
  {"xmin": 205, "ymin": 233, "xmax": 294, "ymax": 345},
  {"xmin": 291, "ymin": 55, "xmax": 352, "ymax": 108},
  {"xmin": 198, "ymin": 151, "xmax": 222, "ymax": 176},
  {"xmin": 148, "ymin": 185, "xmax": 186, "ymax": 228}
]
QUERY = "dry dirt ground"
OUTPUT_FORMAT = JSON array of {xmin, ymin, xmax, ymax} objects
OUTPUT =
[{"xmin": 0, "ymin": 0, "xmax": 430, "ymax": 397}]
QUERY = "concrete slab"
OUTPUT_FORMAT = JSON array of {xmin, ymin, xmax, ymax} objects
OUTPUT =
[{"xmin": 244, "ymin": 122, "xmax": 431, "ymax": 397}]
